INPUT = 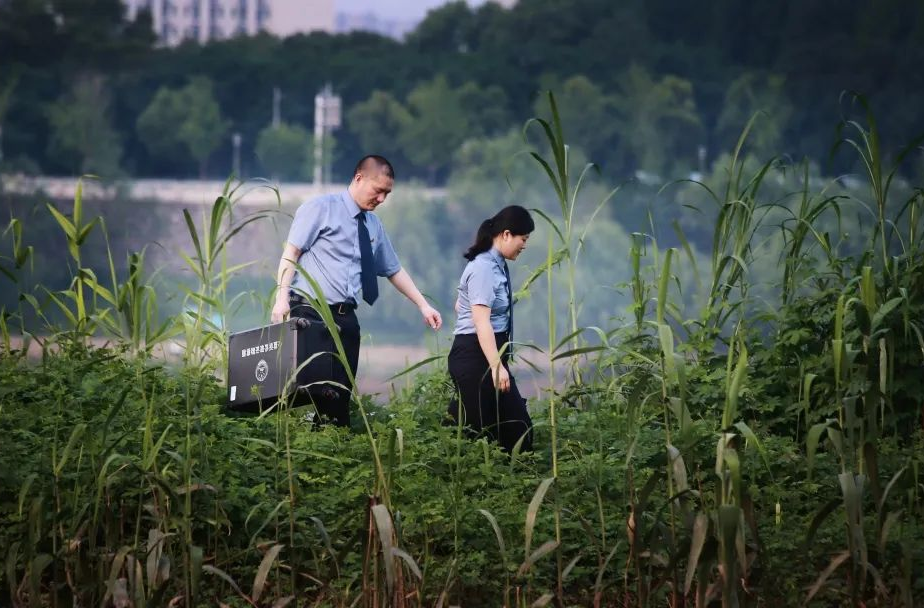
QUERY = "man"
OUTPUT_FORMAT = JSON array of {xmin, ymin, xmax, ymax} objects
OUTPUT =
[{"xmin": 271, "ymin": 155, "xmax": 442, "ymax": 426}]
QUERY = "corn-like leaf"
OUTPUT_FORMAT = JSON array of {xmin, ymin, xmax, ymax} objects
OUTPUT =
[
  {"xmin": 190, "ymin": 545, "xmax": 204, "ymax": 602},
  {"xmin": 524, "ymin": 477, "xmax": 555, "ymax": 561},
  {"xmin": 684, "ymin": 513, "xmax": 709, "ymax": 594},
  {"xmin": 54, "ymin": 423, "xmax": 86, "ymax": 476},
  {"xmin": 517, "ymin": 539, "xmax": 559, "ymax": 577},
  {"xmin": 251, "ymin": 543, "xmax": 283, "ymax": 604},
  {"xmin": 391, "ymin": 547, "xmax": 422, "ymax": 581},
  {"xmin": 878, "ymin": 510, "xmax": 902, "ymax": 554},
  {"xmin": 658, "ymin": 323, "xmax": 676, "ymax": 384},
  {"xmin": 531, "ymin": 593, "xmax": 555, "ymax": 607},
  {"xmin": 803, "ymin": 550, "xmax": 850, "ymax": 605},
  {"xmin": 732, "ymin": 421, "xmax": 772, "ymax": 478},
  {"xmin": 371, "ymin": 503, "xmax": 397, "ymax": 593},
  {"xmin": 667, "ymin": 444, "xmax": 688, "ymax": 494},
  {"xmin": 478, "ymin": 508, "xmax": 507, "ymax": 566},
  {"xmin": 723, "ymin": 342, "xmax": 748, "ymax": 428},
  {"xmin": 551, "ymin": 345, "xmax": 607, "ymax": 361},
  {"xmin": 145, "ymin": 529, "xmax": 165, "ymax": 589},
  {"xmin": 717, "ymin": 505, "xmax": 741, "ymax": 604},
  {"xmin": 46, "ymin": 203, "xmax": 76, "ymax": 240},
  {"xmin": 248, "ymin": 499, "xmax": 288, "ymax": 548},
  {"xmin": 656, "ymin": 248, "xmax": 674, "ymax": 324},
  {"xmin": 17, "ymin": 473, "xmax": 36, "ymax": 517},
  {"xmin": 387, "ymin": 354, "xmax": 446, "ymax": 380},
  {"xmin": 202, "ymin": 564, "xmax": 244, "ymax": 598},
  {"xmin": 105, "ymin": 546, "xmax": 132, "ymax": 605},
  {"xmin": 806, "ymin": 420, "xmax": 835, "ymax": 480},
  {"xmin": 561, "ymin": 553, "xmax": 581, "ymax": 581}
]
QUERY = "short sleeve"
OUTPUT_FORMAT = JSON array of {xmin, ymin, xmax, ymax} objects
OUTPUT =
[
  {"xmin": 286, "ymin": 199, "xmax": 324, "ymax": 251},
  {"xmin": 466, "ymin": 261, "xmax": 496, "ymax": 307},
  {"xmin": 374, "ymin": 222, "xmax": 402, "ymax": 278}
]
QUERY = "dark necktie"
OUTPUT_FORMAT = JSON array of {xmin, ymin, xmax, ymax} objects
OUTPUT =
[
  {"xmin": 504, "ymin": 261, "xmax": 513, "ymax": 355},
  {"xmin": 357, "ymin": 212, "xmax": 378, "ymax": 305}
]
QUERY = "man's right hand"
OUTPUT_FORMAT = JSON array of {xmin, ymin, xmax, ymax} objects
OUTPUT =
[{"xmin": 271, "ymin": 296, "xmax": 290, "ymax": 324}]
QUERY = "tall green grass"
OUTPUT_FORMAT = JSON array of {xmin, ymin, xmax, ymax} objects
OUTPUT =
[{"xmin": 1, "ymin": 94, "xmax": 922, "ymax": 607}]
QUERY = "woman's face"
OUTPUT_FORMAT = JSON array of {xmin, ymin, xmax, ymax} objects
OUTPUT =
[{"xmin": 498, "ymin": 231, "xmax": 530, "ymax": 260}]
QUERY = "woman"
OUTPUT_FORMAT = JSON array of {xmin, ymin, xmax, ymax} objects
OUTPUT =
[{"xmin": 448, "ymin": 205, "xmax": 534, "ymax": 453}]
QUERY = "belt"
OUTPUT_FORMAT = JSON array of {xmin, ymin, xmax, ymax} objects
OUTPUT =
[{"xmin": 289, "ymin": 293, "xmax": 357, "ymax": 315}]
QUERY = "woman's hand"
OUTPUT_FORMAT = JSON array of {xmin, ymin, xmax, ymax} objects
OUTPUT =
[{"xmin": 492, "ymin": 363, "xmax": 511, "ymax": 393}]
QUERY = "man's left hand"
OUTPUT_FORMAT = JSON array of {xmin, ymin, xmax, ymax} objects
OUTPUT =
[{"xmin": 420, "ymin": 304, "xmax": 442, "ymax": 330}]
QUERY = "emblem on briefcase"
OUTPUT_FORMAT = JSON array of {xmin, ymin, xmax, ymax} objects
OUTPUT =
[{"xmin": 255, "ymin": 359, "xmax": 269, "ymax": 382}]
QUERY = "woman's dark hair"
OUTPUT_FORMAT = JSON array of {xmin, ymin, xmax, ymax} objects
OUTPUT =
[{"xmin": 463, "ymin": 205, "xmax": 535, "ymax": 261}]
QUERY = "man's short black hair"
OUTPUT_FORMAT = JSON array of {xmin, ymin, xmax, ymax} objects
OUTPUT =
[{"xmin": 354, "ymin": 155, "xmax": 395, "ymax": 180}]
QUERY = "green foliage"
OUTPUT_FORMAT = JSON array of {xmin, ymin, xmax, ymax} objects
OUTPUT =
[
  {"xmin": 345, "ymin": 90, "xmax": 412, "ymax": 173},
  {"xmin": 399, "ymin": 75, "xmax": 472, "ymax": 183},
  {"xmin": 2, "ymin": 85, "xmax": 924, "ymax": 607},
  {"xmin": 3, "ymin": 0, "xmax": 924, "ymax": 182},
  {"xmin": 136, "ymin": 77, "xmax": 229, "ymax": 177},
  {"xmin": 610, "ymin": 65, "xmax": 703, "ymax": 179},
  {"xmin": 532, "ymin": 74, "xmax": 617, "ymax": 170},
  {"xmin": 254, "ymin": 122, "xmax": 311, "ymax": 181},
  {"xmin": 716, "ymin": 73, "xmax": 793, "ymax": 159},
  {"xmin": 46, "ymin": 74, "xmax": 122, "ymax": 176}
]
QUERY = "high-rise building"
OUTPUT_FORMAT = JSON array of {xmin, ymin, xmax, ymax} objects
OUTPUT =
[{"xmin": 123, "ymin": 0, "xmax": 334, "ymax": 46}]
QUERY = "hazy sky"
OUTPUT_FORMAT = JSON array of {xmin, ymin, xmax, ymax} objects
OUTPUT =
[{"xmin": 337, "ymin": 0, "xmax": 490, "ymax": 21}]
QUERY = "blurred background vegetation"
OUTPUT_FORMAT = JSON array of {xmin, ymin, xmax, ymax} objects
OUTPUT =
[
  {"xmin": 1, "ymin": 0, "xmax": 923, "ymax": 183},
  {"xmin": 2, "ymin": 0, "xmax": 923, "ymax": 346}
]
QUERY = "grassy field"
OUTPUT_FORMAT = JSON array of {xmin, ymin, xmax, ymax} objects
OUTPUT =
[{"xmin": 1, "ymin": 97, "xmax": 922, "ymax": 607}]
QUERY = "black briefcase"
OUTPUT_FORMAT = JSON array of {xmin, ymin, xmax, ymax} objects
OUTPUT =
[{"xmin": 226, "ymin": 319, "xmax": 304, "ymax": 414}]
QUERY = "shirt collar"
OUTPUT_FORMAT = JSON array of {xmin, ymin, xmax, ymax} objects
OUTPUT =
[
  {"xmin": 488, "ymin": 247, "xmax": 506, "ymax": 268},
  {"xmin": 341, "ymin": 190, "xmax": 363, "ymax": 218}
]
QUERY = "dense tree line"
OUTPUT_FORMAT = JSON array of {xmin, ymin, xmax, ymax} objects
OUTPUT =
[{"xmin": 1, "ymin": 0, "xmax": 922, "ymax": 183}]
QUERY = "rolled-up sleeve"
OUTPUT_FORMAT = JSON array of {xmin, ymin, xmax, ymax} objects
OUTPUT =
[
  {"xmin": 287, "ymin": 200, "xmax": 324, "ymax": 251},
  {"xmin": 466, "ymin": 261, "xmax": 495, "ymax": 307},
  {"xmin": 374, "ymin": 225, "xmax": 402, "ymax": 278}
]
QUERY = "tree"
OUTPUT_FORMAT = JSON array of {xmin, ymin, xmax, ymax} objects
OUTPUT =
[
  {"xmin": 136, "ymin": 77, "xmax": 228, "ymax": 178},
  {"xmin": 179, "ymin": 78, "xmax": 229, "ymax": 178},
  {"xmin": 399, "ymin": 76, "xmax": 470, "ymax": 184},
  {"xmin": 255, "ymin": 122, "xmax": 311, "ymax": 181},
  {"xmin": 0, "ymin": 73, "xmax": 18, "ymax": 165},
  {"xmin": 611, "ymin": 65, "xmax": 703, "ymax": 178},
  {"xmin": 405, "ymin": 0, "xmax": 476, "ymax": 54},
  {"xmin": 46, "ymin": 74, "xmax": 122, "ymax": 176},
  {"xmin": 136, "ymin": 86, "xmax": 189, "ymax": 162},
  {"xmin": 533, "ymin": 74, "xmax": 616, "ymax": 168},
  {"xmin": 448, "ymin": 129, "xmax": 535, "ymax": 213},
  {"xmin": 346, "ymin": 90, "xmax": 412, "ymax": 174},
  {"xmin": 716, "ymin": 72, "xmax": 793, "ymax": 160},
  {"xmin": 457, "ymin": 82, "xmax": 511, "ymax": 137}
]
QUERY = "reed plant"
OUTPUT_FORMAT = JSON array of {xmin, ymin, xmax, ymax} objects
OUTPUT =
[{"xmin": 1, "ymin": 96, "xmax": 922, "ymax": 607}]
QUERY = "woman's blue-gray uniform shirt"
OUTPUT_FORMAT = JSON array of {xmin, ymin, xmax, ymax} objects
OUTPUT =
[
  {"xmin": 454, "ymin": 248, "xmax": 510, "ymax": 335},
  {"xmin": 286, "ymin": 190, "xmax": 401, "ymax": 305}
]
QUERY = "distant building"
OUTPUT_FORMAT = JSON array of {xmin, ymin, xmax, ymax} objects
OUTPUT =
[
  {"xmin": 335, "ymin": 1, "xmax": 519, "ymax": 41},
  {"xmin": 335, "ymin": 12, "xmax": 417, "ymax": 40},
  {"xmin": 123, "ymin": 0, "xmax": 334, "ymax": 46}
]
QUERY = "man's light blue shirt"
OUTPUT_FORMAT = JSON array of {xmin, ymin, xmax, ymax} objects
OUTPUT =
[
  {"xmin": 454, "ymin": 247, "xmax": 510, "ymax": 335},
  {"xmin": 287, "ymin": 190, "xmax": 401, "ymax": 305}
]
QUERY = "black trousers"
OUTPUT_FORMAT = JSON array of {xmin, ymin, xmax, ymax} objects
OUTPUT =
[
  {"xmin": 447, "ymin": 332, "xmax": 533, "ymax": 453},
  {"xmin": 289, "ymin": 298, "xmax": 360, "ymax": 427}
]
